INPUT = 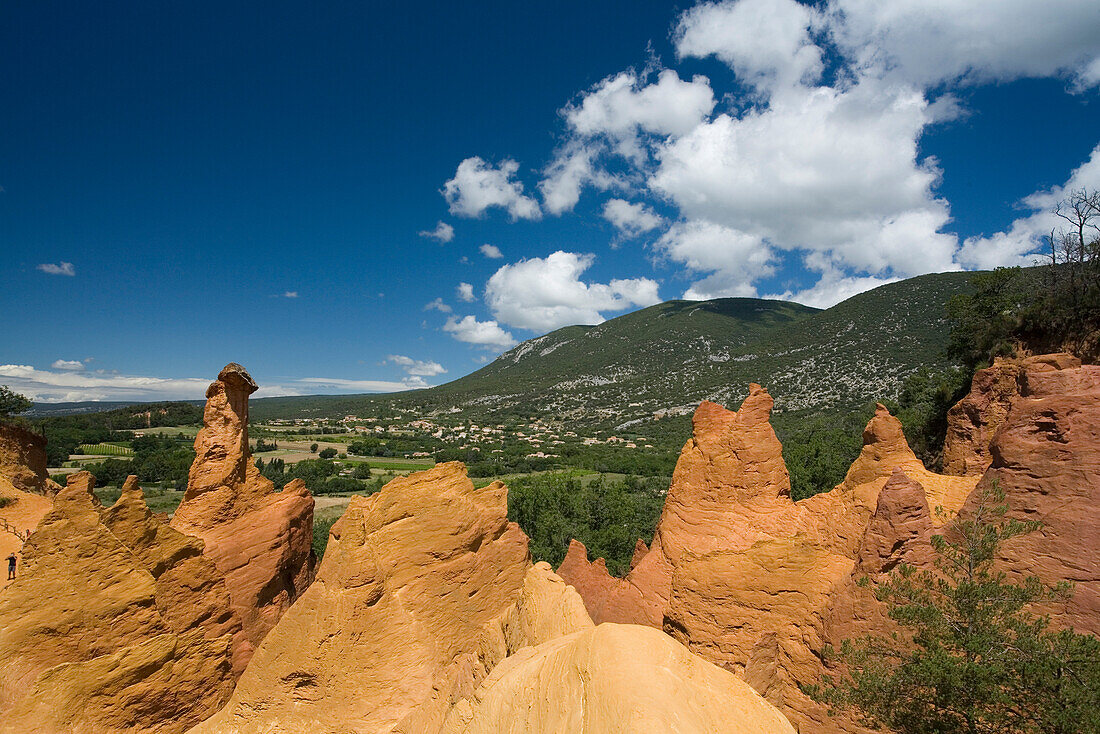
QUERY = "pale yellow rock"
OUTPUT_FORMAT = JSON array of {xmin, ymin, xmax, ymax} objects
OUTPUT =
[
  {"xmin": 500, "ymin": 561, "xmax": 594, "ymax": 650},
  {"xmin": 442, "ymin": 623, "xmax": 796, "ymax": 734}
]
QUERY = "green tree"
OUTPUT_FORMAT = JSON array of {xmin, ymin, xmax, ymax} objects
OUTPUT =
[
  {"xmin": 0, "ymin": 385, "xmax": 32, "ymax": 420},
  {"xmin": 811, "ymin": 483, "xmax": 1100, "ymax": 733},
  {"xmin": 884, "ymin": 365, "xmax": 972, "ymax": 471},
  {"xmin": 310, "ymin": 443, "xmax": 318, "ymax": 453},
  {"xmin": 318, "ymin": 447, "xmax": 337, "ymax": 459}
]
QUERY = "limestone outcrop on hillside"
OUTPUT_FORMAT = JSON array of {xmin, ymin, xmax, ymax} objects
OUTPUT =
[
  {"xmin": 0, "ymin": 473, "xmax": 242, "ymax": 733},
  {"xmin": 169, "ymin": 363, "xmax": 314, "ymax": 669}
]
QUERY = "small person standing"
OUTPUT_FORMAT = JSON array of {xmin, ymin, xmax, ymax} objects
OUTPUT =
[{"xmin": 6, "ymin": 552, "xmax": 15, "ymax": 580}]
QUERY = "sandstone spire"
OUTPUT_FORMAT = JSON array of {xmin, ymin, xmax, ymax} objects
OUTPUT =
[{"xmin": 170, "ymin": 363, "xmax": 314, "ymax": 665}]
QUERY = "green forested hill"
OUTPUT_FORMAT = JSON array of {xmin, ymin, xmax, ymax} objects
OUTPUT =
[{"xmin": 250, "ymin": 270, "xmax": 974, "ymax": 437}]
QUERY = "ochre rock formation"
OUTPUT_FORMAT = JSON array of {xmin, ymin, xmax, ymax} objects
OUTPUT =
[
  {"xmin": 558, "ymin": 390, "xmax": 977, "ymax": 624},
  {"xmin": 442, "ymin": 623, "xmax": 796, "ymax": 734},
  {"xmin": 558, "ymin": 387, "xmax": 976, "ymax": 731},
  {"xmin": 629, "ymin": 537, "xmax": 649, "ymax": 569},
  {"xmin": 942, "ymin": 353, "xmax": 1082, "ymax": 477},
  {"xmin": 170, "ymin": 363, "xmax": 314, "ymax": 664},
  {"xmin": 957, "ymin": 354, "xmax": 1100, "ymax": 635},
  {"xmin": 0, "ymin": 472, "xmax": 242, "ymax": 733},
  {"xmin": 0, "ymin": 423, "xmax": 60, "ymax": 496},
  {"xmin": 190, "ymin": 462, "xmax": 532, "ymax": 734},
  {"xmin": 665, "ymin": 538, "xmax": 854, "ymax": 698}
]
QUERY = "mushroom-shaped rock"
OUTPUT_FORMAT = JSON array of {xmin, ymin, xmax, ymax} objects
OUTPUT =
[
  {"xmin": 170, "ymin": 363, "xmax": 314, "ymax": 665},
  {"xmin": 442, "ymin": 624, "xmax": 796, "ymax": 734}
]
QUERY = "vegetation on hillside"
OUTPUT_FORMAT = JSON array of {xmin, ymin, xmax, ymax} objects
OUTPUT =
[
  {"xmin": 507, "ymin": 472, "xmax": 666, "ymax": 576},
  {"xmin": 34, "ymin": 402, "xmax": 202, "ymax": 465},
  {"xmin": 248, "ymin": 273, "xmax": 972, "ymax": 440},
  {"xmin": 0, "ymin": 385, "xmax": 32, "ymax": 421},
  {"xmin": 949, "ymin": 189, "xmax": 1099, "ymax": 368},
  {"xmin": 810, "ymin": 483, "xmax": 1100, "ymax": 733},
  {"xmin": 84, "ymin": 435, "xmax": 195, "ymax": 488},
  {"xmin": 255, "ymin": 457, "xmax": 386, "ymax": 496}
]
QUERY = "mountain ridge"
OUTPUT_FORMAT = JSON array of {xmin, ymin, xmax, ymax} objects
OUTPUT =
[{"xmin": 250, "ymin": 270, "xmax": 974, "ymax": 435}]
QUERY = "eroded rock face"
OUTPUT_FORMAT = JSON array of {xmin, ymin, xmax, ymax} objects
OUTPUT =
[
  {"xmin": 0, "ymin": 473, "xmax": 242, "ymax": 733},
  {"xmin": 442, "ymin": 624, "xmax": 796, "ymax": 734},
  {"xmin": 170, "ymin": 363, "xmax": 314, "ymax": 663},
  {"xmin": 959, "ymin": 355, "xmax": 1100, "ymax": 635},
  {"xmin": 190, "ymin": 463, "xmax": 532, "ymax": 734},
  {"xmin": 558, "ymin": 391, "xmax": 976, "ymax": 622},
  {"xmin": 0, "ymin": 423, "xmax": 60, "ymax": 496},
  {"xmin": 558, "ymin": 389, "xmax": 976, "ymax": 732}
]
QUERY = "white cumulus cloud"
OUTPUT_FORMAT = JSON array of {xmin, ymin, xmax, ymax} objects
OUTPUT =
[
  {"xmin": 485, "ymin": 251, "xmax": 661, "ymax": 331},
  {"xmin": 385, "ymin": 354, "xmax": 447, "ymax": 377},
  {"xmin": 827, "ymin": 0, "xmax": 1100, "ymax": 89},
  {"xmin": 602, "ymin": 198, "xmax": 663, "ymax": 237},
  {"xmin": 650, "ymin": 79, "xmax": 959, "ymax": 281},
  {"xmin": 50, "ymin": 359, "xmax": 86, "ymax": 371},
  {"xmin": 443, "ymin": 315, "xmax": 517, "ymax": 349},
  {"xmin": 675, "ymin": 0, "xmax": 823, "ymax": 93},
  {"xmin": 657, "ymin": 221, "xmax": 773, "ymax": 299},
  {"xmin": 958, "ymin": 143, "xmax": 1100, "ymax": 269},
  {"xmin": 565, "ymin": 69, "xmax": 716, "ymax": 161},
  {"xmin": 443, "ymin": 157, "xmax": 540, "ymax": 220},
  {"xmin": 538, "ymin": 142, "xmax": 626, "ymax": 215},
  {"xmin": 423, "ymin": 297, "xmax": 452, "ymax": 313},
  {"xmin": 418, "ymin": 220, "xmax": 455, "ymax": 242},
  {"xmin": 456, "ymin": 282, "xmax": 476, "ymax": 302},
  {"xmin": 480, "ymin": 243, "xmax": 503, "ymax": 259}
]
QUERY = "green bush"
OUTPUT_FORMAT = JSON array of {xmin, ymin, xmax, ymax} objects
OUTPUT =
[
  {"xmin": 312, "ymin": 516, "xmax": 337, "ymax": 561},
  {"xmin": 507, "ymin": 473, "xmax": 665, "ymax": 576}
]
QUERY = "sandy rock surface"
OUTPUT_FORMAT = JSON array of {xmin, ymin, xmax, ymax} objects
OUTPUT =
[
  {"xmin": 189, "ymin": 462, "xmax": 532, "ymax": 734},
  {"xmin": 959, "ymin": 355, "xmax": 1100, "ymax": 635},
  {"xmin": 0, "ymin": 473, "xmax": 241, "ymax": 733},
  {"xmin": 443, "ymin": 623, "xmax": 797, "ymax": 734},
  {"xmin": 557, "ymin": 387, "xmax": 977, "ymax": 732}
]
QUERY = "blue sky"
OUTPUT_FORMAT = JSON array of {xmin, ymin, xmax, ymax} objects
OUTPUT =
[{"xmin": 2, "ymin": 0, "xmax": 1099, "ymax": 402}]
